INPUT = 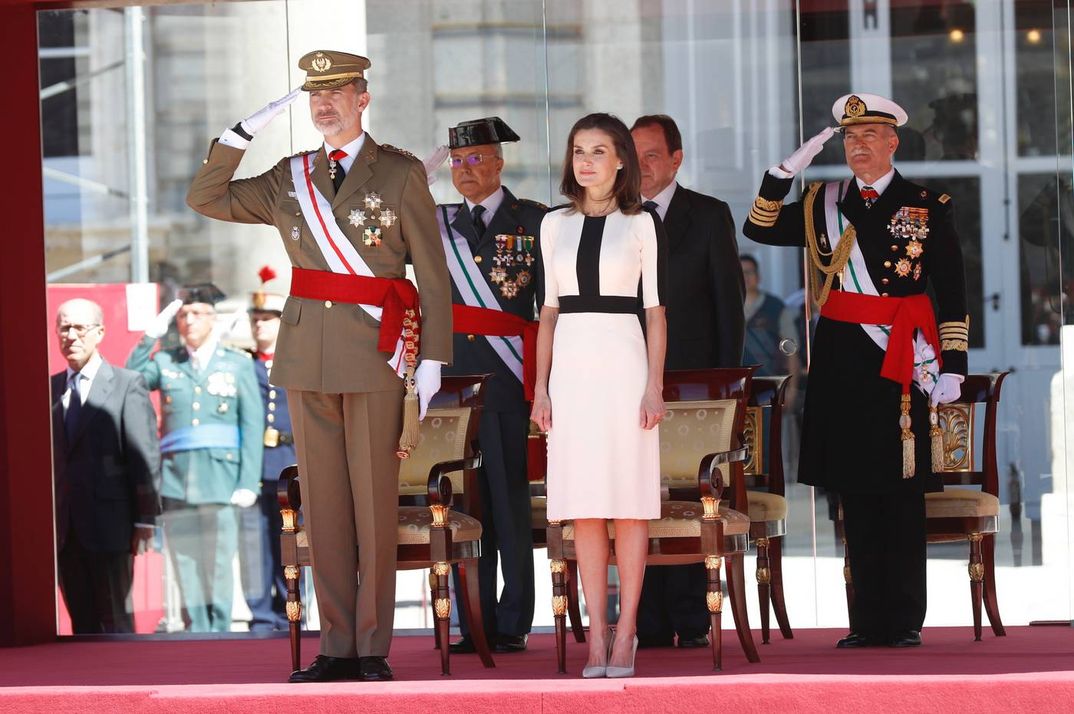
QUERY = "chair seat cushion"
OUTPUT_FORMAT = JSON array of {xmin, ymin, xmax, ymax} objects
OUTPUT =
[
  {"xmin": 294, "ymin": 508, "xmax": 483, "ymax": 549},
  {"xmin": 560, "ymin": 501, "xmax": 750, "ymax": 540},
  {"xmin": 748, "ymin": 491, "xmax": 788, "ymax": 522},
  {"xmin": 925, "ymin": 489, "xmax": 1000, "ymax": 519}
]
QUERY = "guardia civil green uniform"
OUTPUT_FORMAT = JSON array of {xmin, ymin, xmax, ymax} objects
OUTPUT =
[{"xmin": 127, "ymin": 297, "xmax": 263, "ymax": 632}]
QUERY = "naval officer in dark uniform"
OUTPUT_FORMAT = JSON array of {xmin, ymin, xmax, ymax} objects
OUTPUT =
[
  {"xmin": 743, "ymin": 93, "xmax": 969, "ymax": 648},
  {"xmin": 238, "ymin": 267, "xmax": 296, "ymax": 632},
  {"xmin": 435, "ymin": 117, "xmax": 546, "ymax": 654}
]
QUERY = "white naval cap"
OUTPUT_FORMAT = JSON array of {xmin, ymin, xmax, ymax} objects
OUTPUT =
[{"xmin": 832, "ymin": 93, "xmax": 908, "ymax": 127}]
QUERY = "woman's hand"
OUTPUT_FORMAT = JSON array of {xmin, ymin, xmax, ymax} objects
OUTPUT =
[
  {"xmin": 639, "ymin": 386, "xmax": 665, "ymax": 430},
  {"xmin": 531, "ymin": 392, "xmax": 553, "ymax": 432}
]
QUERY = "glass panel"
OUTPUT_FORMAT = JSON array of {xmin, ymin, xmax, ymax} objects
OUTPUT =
[{"xmin": 1016, "ymin": 0, "xmax": 1072, "ymax": 157}]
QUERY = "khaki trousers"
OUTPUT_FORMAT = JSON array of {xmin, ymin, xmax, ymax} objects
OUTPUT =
[{"xmin": 288, "ymin": 386, "xmax": 403, "ymax": 657}]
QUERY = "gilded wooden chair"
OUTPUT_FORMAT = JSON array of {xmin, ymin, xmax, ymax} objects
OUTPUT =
[
  {"xmin": 745, "ymin": 376, "xmax": 793, "ymax": 644},
  {"xmin": 546, "ymin": 368, "xmax": 760, "ymax": 673},
  {"xmin": 277, "ymin": 375, "xmax": 496, "ymax": 676},
  {"xmin": 840, "ymin": 372, "xmax": 1009, "ymax": 641}
]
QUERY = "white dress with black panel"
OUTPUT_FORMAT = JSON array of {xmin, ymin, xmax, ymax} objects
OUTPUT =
[{"xmin": 541, "ymin": 207, "xmax": 666, "ymax": 521}]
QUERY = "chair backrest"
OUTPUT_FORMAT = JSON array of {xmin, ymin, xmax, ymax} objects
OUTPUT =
[
  {"xmin": 935, "ymin": 372, "xmax": 1008, "ymax": 497},
  {"xmin": 397, "ymin": 375, "xmax": 489, "ymax": 511},
  {"xmin": 744, "ymin": 375, "xmax": 791, "ymax": 496},
  {"xmin": 659, "ymin": 368, "xmax": 754, "ymax": 509}
]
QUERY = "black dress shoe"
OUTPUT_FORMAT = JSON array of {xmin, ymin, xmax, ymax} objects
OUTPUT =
[
  {"xmin": 449, "ymin": 636, "xmax": 478, "ymax": 654},
  {"xmin": 889, "ymin": 630, "xmax": 922, "ymax": 648},
  {"xmin": 677, "ymin": 634, "xmax": 710, "ymax": 648},
  {"xmin": 637, "ymin": 634, "xmax": 675, "ymax": 649},
  {"xmin": 288, "ymin": 655, "xmax": 361, "ymax": 683},
  {"xmin": 358, "ymin": 656, "xmax": 394, "ymax": 681},
  {"xmin": 493, "ymin": 634, "xmax": 528, "ymax": 653},
  {"xmin": 835, "ymin": 632, "xmax": 873, "ymax": 649}
]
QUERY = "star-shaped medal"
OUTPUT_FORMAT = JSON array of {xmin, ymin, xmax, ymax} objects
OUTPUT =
[
  {"xmin": 379, "ymin": 207, "xmax": 397, "ymax": 228},
  {"xmin": 905, "ymin": 240, "xmax": 923, "ymax": 259},
  {"xmin": 363, "ymin": 225, "xmax": 382, "ymax": 247},
  {"xmin": 348, "ymin": 209, "xmax": 367, "ymax": 227},
  {"xmin": 364, "ymin": 192, "xmax": 383, "ymax": 210},
  {"xmin": 895, "ymin": 258, "xmax": 912, "ymax": 277}
]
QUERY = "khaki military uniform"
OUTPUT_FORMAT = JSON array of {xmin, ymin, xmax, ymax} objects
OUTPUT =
[{"xmin": 187, "ymin": 137, "xmax": 452, "ymax": 657}]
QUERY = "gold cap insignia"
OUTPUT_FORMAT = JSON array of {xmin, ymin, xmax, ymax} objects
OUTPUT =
[
  {"xmin": 310, "ymin": 52, "xmax": 332, "ymax": 72},
  {"xmin": 845, "ymin": 95, "xmax": 866, "ymax": 118}
]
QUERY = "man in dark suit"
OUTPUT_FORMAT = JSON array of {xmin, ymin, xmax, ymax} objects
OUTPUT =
[
  {"xmin": 631, "ymin": 114, "xmax": 745, "ymax": 648},
  {"xmin": 51, "ymin": 298, "xmax": 161, "ymax": 634},
  {"xmin": 435, "ymin": 117, "xmax": 546, "ymax": 655}
]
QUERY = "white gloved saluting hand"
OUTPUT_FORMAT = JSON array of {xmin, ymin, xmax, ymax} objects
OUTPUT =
[
  {"xmin": 422, "ymin": 145, "xmax": 450, "ymax": 187},
  {"xmin": 145, "ymin": 299, "xmax": 183, "ymax": 340},
  {"xmin": 770, "ymin": 127, "xmax": 836, "ymax": 179},
  {"xmin": 238, "ymin": 88, "xmax": 303, "ymax": 137},
  {"xmin": 414, "ymin": 360, "xmax": 442, "ymax": 421},
  {"xmin": 930, "ymin": 373, "xmax": 964, "ymax": 406}
]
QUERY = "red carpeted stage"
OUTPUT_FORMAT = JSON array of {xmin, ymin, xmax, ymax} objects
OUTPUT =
[{"xmin": 1, "ymin": 627, "xmax": 1072, "ymax": 712}]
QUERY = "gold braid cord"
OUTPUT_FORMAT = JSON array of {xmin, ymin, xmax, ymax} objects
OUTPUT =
[{"xmin": 803, "ymin": 182, "xmax": 857, "ymax": 307}]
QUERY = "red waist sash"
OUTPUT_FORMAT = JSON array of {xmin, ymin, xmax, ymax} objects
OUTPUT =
[
  {"xmin": 290, "ymin": 267, "xmax": 420, "ymax": 358},
  {"xmin": 820, "ymin": 291, "xmax": 940, "ymax": 392},
  {"xmin": 452, "ymin": 304, "xmax": 538, "ymax": 401}
]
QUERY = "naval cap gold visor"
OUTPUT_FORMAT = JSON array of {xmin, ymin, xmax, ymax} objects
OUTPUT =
[
  {"xmin": 298, "ymin": 50, "xmax": 371, "ymax": 91},
  {"xmin": 832, "ymin": 93, "xmax": 908, "ymax": 127}
]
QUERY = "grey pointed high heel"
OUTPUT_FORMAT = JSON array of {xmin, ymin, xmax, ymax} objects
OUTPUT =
[
  {"xmin": 581, "ymin": 627, "xmax": 613, "ymax": 678},
  {"xmin": 606, "ymin": 634, "xmax": 639, "ymax": 678}
]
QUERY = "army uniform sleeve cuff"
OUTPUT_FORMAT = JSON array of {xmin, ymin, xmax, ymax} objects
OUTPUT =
[{"xmin": 218, "ymin": 128, "xmax": 251, "ymax": 151}]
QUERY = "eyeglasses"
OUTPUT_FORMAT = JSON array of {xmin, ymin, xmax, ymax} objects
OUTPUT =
[
  {"xmin": 56, "ymin": 323, "xmax": 100, "ymax": 338},
  {"xmin": 177, "ymin": 309, "xmax": 215, "ymax": 321},
  {"xmin": 449, "ymin": 154, "xmax": 498, "ymax": 168}
]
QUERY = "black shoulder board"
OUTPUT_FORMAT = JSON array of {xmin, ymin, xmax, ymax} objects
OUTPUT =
[{"xmin": 516, "ymin": 197, "xmax": 549, "ymax": 211}]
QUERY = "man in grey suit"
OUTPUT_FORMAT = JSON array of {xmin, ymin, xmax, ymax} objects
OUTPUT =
[{"xmin": 51, "ymin": 298, "xmax": 161, "ymax": 634}]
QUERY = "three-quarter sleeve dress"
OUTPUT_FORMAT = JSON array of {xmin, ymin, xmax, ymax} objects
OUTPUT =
[{"xmin": 541, "ymin": 208, "xmax": 667, "ymax": 520}]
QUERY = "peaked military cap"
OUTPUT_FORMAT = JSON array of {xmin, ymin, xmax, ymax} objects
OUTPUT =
[
  {"xmin": 179, "ymin": 283, "xmax": 226, "ymax": 306},
  {"xmin": 298, "ymin": 50, "xmax": 370, "ymax": 91},
  {"xmin": 832, "ymin": 93, "xmax": 908, "ymax": 127},
  {"xmin": 448, "ymin": 116, "xmax": 521, "ymax": 149}
]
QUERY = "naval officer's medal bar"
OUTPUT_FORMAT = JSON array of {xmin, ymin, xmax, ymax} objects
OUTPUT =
[
  {"xmin": 887, "ymin": 206, "xmax": 929, "ymax": 281},
  {"xmin": 489, "ymin": 232, "xmax": 535, "ymax": 299}
]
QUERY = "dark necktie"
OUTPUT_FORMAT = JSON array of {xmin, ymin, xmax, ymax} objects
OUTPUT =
[
  {"xmin": 329, "ymin": 149, "xmax": 348, "ymax": 193},
  {"xmin": 860, "ymin": 185, "xmax": 879, "ymax": 209},
  {"xmin": 65, "ymin": 373, "xmax": 83, "ymax": 441},
  {"xmin": 471, "ymin": 204, "xmax": 487, "ymax": 239},
  {"xmin": 643, "ymin": 200, "xmax": 657, "ymax": 212}
]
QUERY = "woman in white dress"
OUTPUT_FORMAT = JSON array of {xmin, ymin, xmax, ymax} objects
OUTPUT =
[{"xmin": 531, "ymin": 113, "xmax": 667, "ymax": 678}]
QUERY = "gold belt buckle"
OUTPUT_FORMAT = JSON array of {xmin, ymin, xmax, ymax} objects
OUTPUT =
[{"xmin": 263, "ymin": 426, "xmax": 280, "ymax": 448}]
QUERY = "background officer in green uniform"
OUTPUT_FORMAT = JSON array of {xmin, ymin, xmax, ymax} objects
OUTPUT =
[
  {"xmin": 431, "ymin": 117, "xmax": 546, "ymax": 654},
  {"xmin": 127, "ymin": 284, "xmax": 263, "ymax": 632}
]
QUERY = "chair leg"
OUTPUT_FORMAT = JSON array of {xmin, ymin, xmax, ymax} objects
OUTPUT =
[
  {"xmin": 704, "ymin": 554, "xmax": 723, "ymax": 672},
  {"xmin": 842, "ymin": 534, "xmax": 855, "ymax": 630},
  {"xmin": 459, "ymin": 560, "xmax": 496, "ymax": 668},
  {"xmin": 968, "ymin": 534, "xmax": 984, "ymax": 642},
  {"xmin": 285, "ymin": 565, "xmax": 302, "ymax": 672},
  {"xmin": 768, "ymin": 537, "xmax": 794, "ymax": 639},
  {"xmin": 981, "ymin": 534, "xmax": 1006, "ymax": 636},
  {"xmin": 727, "ymin": 553, "xmax": 760, "ymax": 664},
  {"xmin": 755, "ymin": 537, "xmax": 771, "ymax": 644},
  {"xmin": 432, "ymin": 562, "xmax": 452, "ymax": 675},
  {"xmin": 566, "ymin": 559, "xmax": 586, "ymax": 643},
  {"xmin": 551, "ymin": 559, "xmax": 569, "ymax": 674},
  {"xmin": 429, "ymin": 570, "xmax": 441, "ymax": 650}
]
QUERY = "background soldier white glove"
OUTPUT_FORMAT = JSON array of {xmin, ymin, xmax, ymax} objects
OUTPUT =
[
  {"xmin": 930, "ymin": 372, "xmax": 964, "ymax": 406},
  {"xmin": 145, "ymin": 299, "xmax": 183, "ymax": 340},
  {"xmin": 415, "ymin": 360, "xmax": 442, "ymax": 421},
  {"xmin": 230, "ymin": 488, "xmax": 258, "ymax": 508},
  {"xmin": 769, "ymin": 127, "xmax": 836, "ymax": 179},
  {"xmin": 422, "ymin": 145, "xmax": 450, "ymax": 186}
]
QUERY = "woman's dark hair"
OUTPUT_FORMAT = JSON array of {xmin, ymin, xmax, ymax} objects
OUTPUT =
[{"xmin": 559, "ymin": 112, "xmax": 642, "ymax": 215}]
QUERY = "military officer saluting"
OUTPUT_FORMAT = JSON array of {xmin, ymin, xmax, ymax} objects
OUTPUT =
[
  {"xmin": 434, "ymin": 117, "xmax": 546, "ymax": 655},
  {"xmin": 743, "ymin": 94, "xmax": 969, "ymax": 649},
  {"xmin": 127, "ymin": 284, "xmax": 263, "ymax": 633},
  {"xmin": 186, "ymin": 51, "xmax": 452, "ymax": 682}
]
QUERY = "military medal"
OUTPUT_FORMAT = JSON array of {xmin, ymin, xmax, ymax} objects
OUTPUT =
[
  {"xmin": 364, "ymin": 191, "xmax": 383, "ymax": 210},
  {"xmin": 905, "ymin": 240, "xmax": 923, "ymax": 259},
  {"xmin": 217, "ymin": 402, "xmax": 229, "ymax": 414},
  {"xmin": 363, "ymin": 225, "xmax": 382, "ymax": 247},
  {"xmin": 291, "ymin": 226, "xmax": 301, "ymax": 241},
  {"xmin": 489, "ymin": 233, "xmax": 536, "ymax": 298},
  {"xmin": 895, "ymin": 258, "xmax": 912, "ymax": 277},
  {"xmin": 379, "ymin": 207, "xmax": 397, "ymax": 227},
  {"xmin": 348, "ymin": 209, "xmax": 366, "ymax": 227}
]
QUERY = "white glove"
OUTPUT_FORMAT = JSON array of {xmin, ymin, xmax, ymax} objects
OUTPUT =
[
  {"xmin": 770, "ymin": 127, "xmax": 836, "ymax": 178},
  {"xmin": 145, "ymin": 299, "xmax": 183, "ymax": 340},
  {"xmin": 422, "ymin": 145, "xmax": 450, "ymax": 186},
  {"xmin": 414, "ymin": 360, "xmax": 442, "ymax": 421},
  {"xmin": 930, "ymin": 373, "xmax": 964, "ymax": 406},
  {"xmin": 230, "ymin": 488, "xmax": 258, "ymax": 508},
  {"xmin": 239, "ymin": 88, "xmax": 302, "ymax": 136}
]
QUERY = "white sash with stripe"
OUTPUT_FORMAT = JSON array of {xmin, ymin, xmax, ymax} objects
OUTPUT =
[
  {"xmin": 290, "ymin": 153, "xmax": 407, "ymax": 376},
  {"xmin": 822, "ymin": 180, "xmax": 938, "ymax": 394},
  {"xmin": 437, "ymin": 204, "xmax": 524, "ymax": 383}
]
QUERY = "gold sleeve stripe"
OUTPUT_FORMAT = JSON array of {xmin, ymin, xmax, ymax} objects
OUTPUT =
[
  {"xmin": 941, "ymin": 339, "xmax": 968, "ymax": 352},
  {"xmin": 753, "ymin": 196, "xmax": 782, "ymax": 212},
  {"xmin": 748, "ymin": 210, "xmax": 778, "ymax": 227},
  {"xmin": 748, "ymin": 196, "xmax": 782, "ymax": 227}
]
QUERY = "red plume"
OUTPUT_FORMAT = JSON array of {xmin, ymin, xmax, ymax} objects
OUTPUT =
[{"xmin": 258, "ymin": 265, "xmax": 277, "ymax": 285}]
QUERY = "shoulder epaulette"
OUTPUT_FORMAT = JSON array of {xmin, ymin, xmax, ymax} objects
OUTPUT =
[
  {"xmin": 380, "ymin": 144, "xmax": 417, "ymax": 160},
  {"xmin": 287, "ymin": 148, "xmax": 318, "ymax": 159},
  {"xmin": 224, "ymin": 345, "xmax": 254, "ymax": 358},
  {"xmin": 516, "ymin": 198, "xmax": 549, "ymax": 211}
]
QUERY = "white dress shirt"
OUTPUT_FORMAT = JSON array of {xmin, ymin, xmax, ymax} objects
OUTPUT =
[
  {"xmin": 641, "ymin": 181, "xmax": 678, "ymax": 222},
  {"xmin": 63, "ymin": 351, "xmax": 102, "ymax": 412},
  {"xmin": 324, "ymin": 133, "xmax": 367, "ymax": 174},
  {"xmin": 186, "ymin": 339, "xmax": 219, "ymax": 372},
  {"xmin": 855, "ymin": 167, "xmax": 895, "ymax": 196},
  {"xmin": 464, "ymin": 186, "xmax": 506, "ymax": 225}
]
